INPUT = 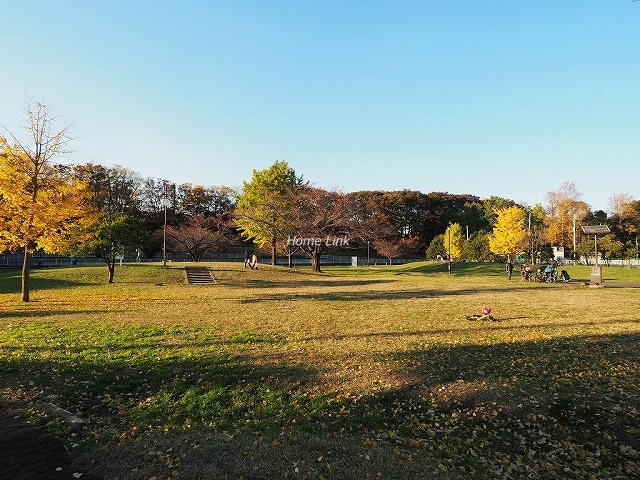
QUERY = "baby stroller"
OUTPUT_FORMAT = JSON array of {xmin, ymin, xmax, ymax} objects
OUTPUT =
[
  {"xmin": 520, "ymin": 264, "xmax": 532, "ymax": 281},
  {"xmin": 535, "ymin": 264, "xmax": 557, "ymax": 283}
]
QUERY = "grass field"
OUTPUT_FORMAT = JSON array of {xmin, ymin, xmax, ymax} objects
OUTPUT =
[{"xmin": 1, "ymin": 261, "xmax": 639, "ymax": 479}]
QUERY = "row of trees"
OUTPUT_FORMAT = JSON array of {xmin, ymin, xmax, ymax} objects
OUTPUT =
[
  {"xmin": 429, "ymin": 185, "xmax": 640, "ymax": 266},
  {"xmin": 2, "ymin": 101, "xmax": 639, "ymax": 301}
]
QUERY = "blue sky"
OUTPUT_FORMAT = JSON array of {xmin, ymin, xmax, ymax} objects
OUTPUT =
[{"xmin": 1, "ymin": 1, "xmax": 638, "ymax": 212}]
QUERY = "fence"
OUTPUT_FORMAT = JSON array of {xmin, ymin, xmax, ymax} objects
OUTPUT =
[{"xmin": 0, "ymin": 252, "xmax": 423, "ymax": 268}]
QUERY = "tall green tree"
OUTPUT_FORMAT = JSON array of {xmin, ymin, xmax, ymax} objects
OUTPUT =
[
  {"xmin": 67, "ymin": 213, "xmax": 143, "ymax": 283},
  {"xmin": 0, "ymin": 101, "xmax": 96, "ymax": 301},
  {"xmin": 489, "ymin": 206, "xmax": 527, "ymax": 260},
  {"xmin": 598, "ymin": 234, "xmax": 623, "ymax": 265},
  {"xmin": 426, "ymin": 234, "xmax": 445, "ymax": 260},
  {"xmin": 463, "ymin": 231, "xmax": 491, "ymax": 262},
  {"xmin": 234, "ymin": 161, "xmax": 303, "ymax": 265},
  {"xmin": 482, "ymin": 196, "xmax": 516, "ymax": 227}
]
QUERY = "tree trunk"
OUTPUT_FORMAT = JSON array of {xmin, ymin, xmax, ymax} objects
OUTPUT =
[
  {"xmin": 311, "ymin": 250, "xmax": 321, "ymax": 273},
  {"xmin": 106, "ymin": 259, "xmax": 116, "ymax": 284},
  {"xmin": 21, "ymin": 247, "xmax": 31, "ymax": 302},
  {"xmin": 271, "ymin": 236, "xmax": 277, "ymax": 265},
  {"xmin": 288, "ymin": 252, "xmax": 293, "ymax": 268}
]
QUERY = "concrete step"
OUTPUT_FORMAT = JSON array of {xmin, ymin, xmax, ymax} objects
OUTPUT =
[{"xmin": 184, "ymin": 266, "xmax": 216, "ymax": 284}]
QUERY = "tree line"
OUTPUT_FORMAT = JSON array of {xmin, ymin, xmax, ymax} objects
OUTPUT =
[{"xmin": 2, "ymin": 101, "xmax": 639, "ymax": 301}]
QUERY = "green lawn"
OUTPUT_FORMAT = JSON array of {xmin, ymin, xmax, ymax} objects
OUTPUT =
[{"xmin": 1, "ymin": 261, "xmax": 639, "ymax": 479}]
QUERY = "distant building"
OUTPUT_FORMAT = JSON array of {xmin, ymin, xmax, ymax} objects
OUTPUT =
[{"xmin": 552, "ymin": 246, "xmax": 565, "ymax": 260}]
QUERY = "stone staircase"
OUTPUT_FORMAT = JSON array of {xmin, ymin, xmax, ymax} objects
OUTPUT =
[{"xmin": 184, "ymin": 266, "xmax": 216, "ymax": 284}]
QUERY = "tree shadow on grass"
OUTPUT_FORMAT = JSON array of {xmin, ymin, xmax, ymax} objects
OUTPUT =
[
  {"xmin": 297, "ymin": 317, "xmax": 640, "ymax": 343},
  {"xmin": 0, "ymin": 309, "xmax": 113, "ymax": 319},
  {"xmin": 0, "ymin": 349, "xmax": 319, "ymax": 433},
  {"xmin": 0, "ymin": 277, "xmax": 98, "ymax": 295},
  {"xmin": 225, "ymin": 278, "xmax": 397, "ymax": 289},
  {"xmin": 237, "ymin": 286, "xmax": 543, "ymax": 303},
  {"xmin": 397, "ymin": 261, "xmax": 508, "ymax": 277},
  {"xmin": 320, "ymin": 331, "xmax": 640, "ymax": 478},
  {"xmin": 1, "ymin": 329, "xmax": 638, "ymax": 479}
]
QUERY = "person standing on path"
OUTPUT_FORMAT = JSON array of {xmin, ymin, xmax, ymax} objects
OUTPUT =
[
  {"xmin": 244, "ymin": 249, "xmax": 251, "ymax": 268},
  {"xmin": 506, "ymin": 257, "xmax": 514, "ymax": 281}
]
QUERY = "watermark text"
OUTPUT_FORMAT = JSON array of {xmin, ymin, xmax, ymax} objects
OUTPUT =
[{"xmin": 286, "ymin": 235, "xmax": 350, "ymax": 247}]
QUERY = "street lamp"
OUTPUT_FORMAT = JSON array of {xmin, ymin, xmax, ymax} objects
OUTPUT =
[
  {"xmin": 572, "ymin": 213, "xmax": 577, "ymax": 264},
  {"xmin": 448, "ymin": 222, "xmax": 452, "ymax": 275},
  {"xmin": 367, "ymin": 240, "xmax": 370, "ymax": 266},
  {"xmin": 160, "ymin": 198, "xmax": 171, "ymax": 267},
  {"xmin": 528, "ymin": 211, "xmax": 533, "ymax": 264}
]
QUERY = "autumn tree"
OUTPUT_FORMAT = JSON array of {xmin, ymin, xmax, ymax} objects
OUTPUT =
[
  {"xmin": 544, "ymin": 182, "xmax": 590, "ymax": 248},
  {"xmin": 444, "ymin": 223, "xmax": 464, "ymax": 260},
  {"xmin": 290, "ymin": 186, "xmax": 356, "ymax": 272},
  {"xmin": 234, "ymin": 161, "xmax": 303, "ymax": 265},
  {"xmin": 0, "ymin": 101, "xmax": 96, "ymax": 301},
  {"xmin": 175, "ymin": 184, "xmax": 236, "ymax": 218},
  {"xmin": 489, "ymin": 206, "xmax": 527, "ymax": 260},
  {"xmin": 607, "ymin": 193, "xmax": 639, "ymax": 240},
  {"xmin": 165, "ymin": 214, "xmax": 230, "ymax": 262},
  {"xmin": 372, "ymin": 236, "xmax": 420, "ymax": 265}
]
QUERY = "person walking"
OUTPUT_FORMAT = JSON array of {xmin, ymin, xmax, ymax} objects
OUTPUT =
[
  {"xmin": 506, "ymin": 257, "xmax": 514, "ymax": 281},
  {"xmin": 244, "ymin": 249, "xmax": 251, "ymax": 268},
  {"xmin": 251, "ymin": 252, "xmax": 258, "ymax": 270}
]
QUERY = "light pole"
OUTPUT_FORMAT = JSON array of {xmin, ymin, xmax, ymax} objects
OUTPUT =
[
  {"xmin": 448, "ymin": 222, "xmax": 452, "ymax": 275},
  {"xmin": 160, "ymin": 198, "xmax": 171, "ymax": 267},
  {"xmin": 367, "ymin": 240, "xmax": 370, "ymax": 266},
  {"xmin": 528, "ymin": 211, "xmax": 533, "ymax": 264},
  {"xmin": 572, "ymin": 213, "xmax": 577, "ymax": 264}
]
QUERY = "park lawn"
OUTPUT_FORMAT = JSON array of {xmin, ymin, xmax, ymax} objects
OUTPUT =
[{"xmin": 0, "ymin": 261, "xmax": 638, "ymax": 479}]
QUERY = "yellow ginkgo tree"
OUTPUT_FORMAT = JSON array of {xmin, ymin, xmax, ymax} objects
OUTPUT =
[
  {"xmin": 0, "ymin": 101, "xmax": 96, "ymax": 301},
  {"xmin": 489, "ymin": 206, "xmax": 527, "ymax": 261},
  {"xmin": 444, "ymin": 222, "xmax": 464, "ymax": 260}
]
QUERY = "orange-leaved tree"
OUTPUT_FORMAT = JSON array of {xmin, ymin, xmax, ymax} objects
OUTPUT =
[
  {"xmin": 0, "ymin": 101, "xmax": 97, "ymax": 301},
  {"xmin": 489, "ymin": 206, "xmax": 527, "ymax": 261}
]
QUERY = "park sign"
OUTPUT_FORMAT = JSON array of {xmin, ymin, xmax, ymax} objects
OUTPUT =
[
  {"xmin": 581, "ymin": 225, "xmax": 610, "ymax": 235},
  {"xmin": 581, "ymin": 225, "xmax": 610, "ymax": 284}
]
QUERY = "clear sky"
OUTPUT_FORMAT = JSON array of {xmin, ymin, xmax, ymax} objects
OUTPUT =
[{"xmin": 1, "ymin": 1, "xmax": 638, "ymax": 213}]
